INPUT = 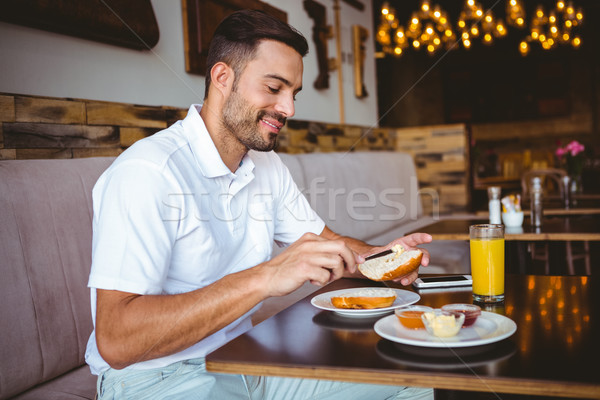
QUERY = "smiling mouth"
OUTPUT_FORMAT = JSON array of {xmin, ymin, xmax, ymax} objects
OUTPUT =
[{"xmin": 260, "ymin": 118, "xmax": 285, "ymax": 132}]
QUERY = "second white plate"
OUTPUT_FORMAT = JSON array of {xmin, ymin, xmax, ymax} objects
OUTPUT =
[
  {"xmin": 374, "ymin": 311, "xmax": 517, "ymax": 348},
  {"xmin": 311, "ymin": 287, "xmax": 420, "ymax": 318}
]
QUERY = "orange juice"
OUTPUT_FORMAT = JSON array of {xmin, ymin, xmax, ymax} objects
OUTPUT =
[{"xmin": 470, "ymin": 238, "xmax": 504, "ymax": 297}]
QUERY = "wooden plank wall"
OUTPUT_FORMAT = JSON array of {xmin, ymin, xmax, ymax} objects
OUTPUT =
[
  {"xmin": 0, "ymin": 93, "xmax": 186, "ymax": 159},
  {"xmin": 0, "ymin": 92, "xmax": 468, "ymax": 214}
]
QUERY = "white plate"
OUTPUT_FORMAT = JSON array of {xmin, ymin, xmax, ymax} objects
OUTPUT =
[
  {"xmin": 374, "ymin": 311, "xmax": 517, "ymax": 348},
  {"xmin": 311, "ymin": 288, "xmax": 420, "ymax": 318}
]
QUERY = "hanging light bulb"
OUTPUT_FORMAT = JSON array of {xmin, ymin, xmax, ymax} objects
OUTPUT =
[
  {"xmin": 519, "ymin": 40, "xmax": 530, "ymax": 56},
  {"xmin": 495, "ymin": 20, "xmax": 507, "ymax": 37},
  {"xmin": 507, "ymin": 0, "xmax": 526, "ymax": 27},
  {"xmin": 395, "ymin": 28, "xmax": 406, "ymax": 44}
]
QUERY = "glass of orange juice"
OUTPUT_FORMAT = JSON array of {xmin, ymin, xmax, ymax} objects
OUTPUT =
[{"xmin": 470, "ymin": 224, "xmax": 505, "ymax": 303}]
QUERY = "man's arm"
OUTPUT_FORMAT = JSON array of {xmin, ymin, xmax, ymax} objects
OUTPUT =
[
  {"xmin": 95, "ymin": 268, "xmax": 265, "ymax": 370},
  {"xmin": 319, "ymin": 226, "xmax": 432, "ymax": 285},
  {"xmin": 95, "ymin": 232, "xmax": 357, "ymax": 370}
]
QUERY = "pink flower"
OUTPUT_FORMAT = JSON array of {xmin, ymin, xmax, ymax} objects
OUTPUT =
[
  {"xmin": 566, "ymin": 140, "xmax": 585, "ymax": 156},
  {"xmin": 556, "ymin": 140, "xmax": 585, "ymax": 158}
]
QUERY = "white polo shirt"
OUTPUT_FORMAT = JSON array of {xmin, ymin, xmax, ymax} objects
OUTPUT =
[{"xmin": 85, "ymin": 105, "xmax": 324, "ymax": 374}]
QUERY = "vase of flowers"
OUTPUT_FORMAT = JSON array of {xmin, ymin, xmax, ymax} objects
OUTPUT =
[{"xmin": 556, "ymin": 140, "xmax": 586, "ymax": 195}]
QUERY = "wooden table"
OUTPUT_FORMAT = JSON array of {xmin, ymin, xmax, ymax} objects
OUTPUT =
[
  {"xmin": 415, "ymin": 215, "xmax": 600, "ymax": 241},
  {"xmin": 206, "ymin": 275, "xmax": 600, "ymax": 399}
]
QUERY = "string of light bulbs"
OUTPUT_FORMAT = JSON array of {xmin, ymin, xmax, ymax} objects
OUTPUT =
[{"xmin": 376, "ymin": 0, "xmax": 583, "ymax": 57}]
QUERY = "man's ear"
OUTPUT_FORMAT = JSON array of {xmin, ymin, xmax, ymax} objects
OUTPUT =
[{"xmin": 210, "ymin": 62, "xmax": 234, "ymax": 97}]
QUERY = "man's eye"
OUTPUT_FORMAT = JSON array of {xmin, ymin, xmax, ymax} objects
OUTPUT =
[{"xmin": 268, "ymin": 86, "xmax": 280, "ymax": 94}]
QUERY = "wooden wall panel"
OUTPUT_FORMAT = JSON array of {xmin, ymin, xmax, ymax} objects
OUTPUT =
[
  {"xmin": 3, "ymin": 123, "xmax": 119, "ymax": 148},
  {"xmin": 0, "ymin": 95, "xmax": 15, "ymax": 122},
  {"xmin": 0, "ymin": 149, "xmax": 16, "ymax": 160},
  {"xmin": 165, "ymin": 107, "xmax": 188, "ymax": 126},
  {"xmin": 120, "ymin": 127, "xmax": 159, "ymax": 147},
  {"xmin": 15, "ymin": 96, "xmax": 85, "ymax": 124},
  {"xmin": 0, "ymin": 93, "xmax": 175, "ymax": 160},
  {"xmin": 86, "ymin": 103, "xmax": 167, "ymax": 128}
]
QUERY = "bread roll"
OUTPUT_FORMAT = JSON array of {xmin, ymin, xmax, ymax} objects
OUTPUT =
[
  {"xmin": 331, "ymin": 288, "xmax": 397, "ymax": 309},
  {"xmin": 358, "ymin": 245, "xmax": 423, "ymax": 281}
]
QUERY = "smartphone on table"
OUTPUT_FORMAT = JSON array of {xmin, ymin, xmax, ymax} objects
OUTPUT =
[{"xmin": 412, "ymin": 275, "xmax": 472, "ymax": 289}]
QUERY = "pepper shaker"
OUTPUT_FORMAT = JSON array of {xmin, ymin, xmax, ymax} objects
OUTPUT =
[{"xmin": 530, "ymin": 177, "xmax": 543, "ymax": 227}]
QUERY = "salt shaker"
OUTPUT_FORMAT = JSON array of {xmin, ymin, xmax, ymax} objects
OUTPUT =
[
  {"xmin": 488, "ymin": 186, "xmax": 501, "ymax": 224},
  {"xmin": 530, "ymin": 177, "xmax": 543, "ymax": 227}
]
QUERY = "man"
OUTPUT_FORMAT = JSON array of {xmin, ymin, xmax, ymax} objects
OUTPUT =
[{"xmin": 86, "ymin": 9, "xmax": 433, "ymax": 399}]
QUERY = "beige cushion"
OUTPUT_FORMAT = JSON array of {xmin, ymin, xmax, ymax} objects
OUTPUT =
[{"xmin": 284, "ymin": 151, "xmax": 422, "ymax": 241}]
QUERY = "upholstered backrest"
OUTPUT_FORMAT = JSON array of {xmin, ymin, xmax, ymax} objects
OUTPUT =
[
  {"xmin": 0, "ymin": 157, "xmax": 114, "ymax": 399},
  {"xmin": 278, "ymin": 151, "xmax": 422, "ymax": 241}
]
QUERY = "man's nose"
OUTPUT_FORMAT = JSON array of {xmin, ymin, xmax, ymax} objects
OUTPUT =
[{"xmin": 274, "ymin": 94, "xmax": 295, "ymax": 118}]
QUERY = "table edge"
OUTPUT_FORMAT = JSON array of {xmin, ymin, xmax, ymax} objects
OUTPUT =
[{"xmin": 205, "ymin": 361, "xmax": 600, "ymax": 399}]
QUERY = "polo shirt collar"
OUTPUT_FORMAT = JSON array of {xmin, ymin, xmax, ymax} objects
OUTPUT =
[{"xmin": 182, "ymin": 104, "xmax": 255, "ymax": 179}]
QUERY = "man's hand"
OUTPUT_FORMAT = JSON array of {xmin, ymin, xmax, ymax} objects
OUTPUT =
[
  {"xmin": 258, "ymin": 232, "xmax": 359, "ymax": 297},
  {"xmin": 360, "ymin": 233, "xmax": 433, "ymax": 286}
]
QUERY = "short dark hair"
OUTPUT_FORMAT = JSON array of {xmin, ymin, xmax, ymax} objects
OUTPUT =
[{"xmin": 204, "ymin": 9, "xmax": 309, "ymax": 98}]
